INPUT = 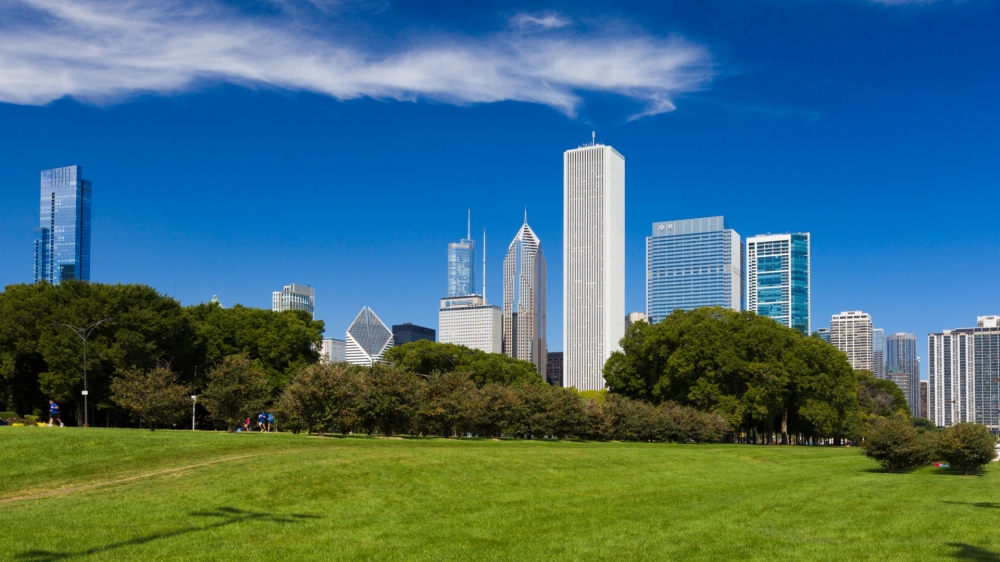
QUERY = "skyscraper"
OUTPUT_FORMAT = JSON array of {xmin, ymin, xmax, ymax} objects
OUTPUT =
[
  {"xmin": 392, "ymin": 323, "xmax": 435, "ymax": 345},
  {"xmin": 319, "ymin": 338, "xmax": 347, "ymax": 363},
  {"xmin": 438, "ymin": 296, "xmax": 502, "ymax": 354},
  {"xmin": 872, "ymin": 328, "xmax": 886, "ymax": 379},
  {"xmin": 816, "ymin": 328, "xmax": 831, "ymax": 343},
  {"xmin": 503, "ymin": 215, "xmax": 546, "ymax": 374},
  {"xmin": 35, "ymin": 165, "xmax": 92, "ymax": 284},
  {"xmin": 830, "ymin": 311, "xmax": 873, "ymax": 371},
  {"xmin": 745, "ymin": 233, "xmax": 810, "ymax": 335},
  {"xmin": 886, "ymin": 333, "xmax": 920, "ymax": 416},
  {"xmin": 646, "ymin": 216, "xmax": 742, "ymax": 324},
  {"xmin": 447, "ymin": 212, "xmax": 476, "ymax": 297},
  {"xmin": 272, "ymin": 284, "xmax": 315, "ymax": 317},
  {"xmin": 928, "ymin": 316, "xmax": 1000, "ymax": 432},
  {"xmin": 563, "ymin": 142, "xmax": 625, "ymax": 391},
  {"xmin": 345, "ymin": 307, "xmax": 394, "ymax": 366}
]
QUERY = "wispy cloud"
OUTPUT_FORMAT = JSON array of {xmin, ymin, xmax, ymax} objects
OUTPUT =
[{"xmin": 0, "ymin": 0, "xmax": 714, "ymax": 118}]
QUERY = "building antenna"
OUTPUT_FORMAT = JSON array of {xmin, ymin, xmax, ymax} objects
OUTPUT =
[
  {"xmin": 467, "ymin": 209, "xmax": 471, "ymax": 240},
  {"xmin": 524, "ymin": 206, "xmax": 527, "ymax": 225},
  {"xmin": 592, "ymin": 131, "xmax": 595, "ymax": 146},
  {"xmin": 482, "ymin": 227, "xmax": 487, "ymax": 303}
]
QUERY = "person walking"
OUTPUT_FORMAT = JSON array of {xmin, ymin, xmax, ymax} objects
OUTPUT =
[
  {"xmin": 48, "ymin": 400, "xmax": 64, "ymax": 427},
  {"xmin": 267, "ymin": 412, "xmax": 275, "ymax": 432},
  {"xmin": 258, "ymin": 411, "xmax": 267, "ymax": 432}
]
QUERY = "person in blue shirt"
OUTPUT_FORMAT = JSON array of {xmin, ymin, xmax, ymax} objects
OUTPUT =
[
  {"xmin": 258, "ymin": 412, "xmax": 267, "ymax": 432},
  {"xmin": 267, "ymin": 412, "xmax": 275, "ymax": 432},
  {"xmin": 48, "ymin": 400, "xmax": 63, "ymax": 427}
]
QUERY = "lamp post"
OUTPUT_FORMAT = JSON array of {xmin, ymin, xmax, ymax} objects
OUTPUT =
[
  {"xmin": 191, "ymin": 395, "xmax": 197, "ymax": 431},
  {"xmin": 53, "ymin": 317, "xmax": 113, "ymax": 428}
]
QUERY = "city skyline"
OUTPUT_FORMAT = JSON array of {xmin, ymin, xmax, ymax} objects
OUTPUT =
[{"xmin": 3, "ymin": 1, "xmax": 999, "ymax": 383}]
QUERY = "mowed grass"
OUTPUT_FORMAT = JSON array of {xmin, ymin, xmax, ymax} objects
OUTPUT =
[{"xmin": 1, "ymin": 428, "xmax": 998, "ymax": 561}]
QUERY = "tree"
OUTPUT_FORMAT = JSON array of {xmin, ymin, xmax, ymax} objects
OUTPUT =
[
  {"xmin": 417, "ymin": 371, "xmax": 480, "ymax": 437},
  {"xmin": 937, "ymin": 423, "xmax": 997, "ymax": 475},
  {"xmin": 856, "ymin": 370, "xmax": 910, "ymax": 418},
  {"xmin": 357, "ymin": 364, "xmax": 419, "ymax": 436},
  {"xmin": 200, "ymin": 354, "xmax": 270, "ymax": 432},
  {"xmin": 383, "ymin": 340, "xmax": 543, "ymax": 387},
  {"xmin": 861, "ymin": 415, "xmax": 933, "ymax": 472},
  {"xmin": 110, "ymin": 364, "xmax": 191, "ymax": 431}
]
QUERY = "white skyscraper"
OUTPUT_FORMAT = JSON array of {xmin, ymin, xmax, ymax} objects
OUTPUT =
[
  {"xmin": 272, "ymin": 283, "xmax": 315, "ymax": 318},
  {"xmin": 830, "ymin": 311, "xmax": 874, "ymax": 371},
  {"xmin": 438, "ymin": 296, "xmax": 502, "ymax": 354},
  {"xmin": 345, "ymin": 307, "xmax": 393, "ymax": 366},
  {"xmin": 503, "ymin": 215, "xmax": 546, "ymax": 375},
  {"xmin": 929, "ymin": 316, "xmax": 1000, "ymax": 431},
  {"xmin": 563, "ymin": 142, "xmax": 625, "ymax": 391}
]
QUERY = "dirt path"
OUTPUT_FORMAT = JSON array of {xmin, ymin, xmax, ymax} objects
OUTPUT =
[{"xmin": 0, "ymin": 453, "xmax": 265, "ymax": 504}]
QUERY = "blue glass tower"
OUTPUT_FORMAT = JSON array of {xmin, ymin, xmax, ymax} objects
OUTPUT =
[
  {"xmin": 646, "ymin": 216, "xmax": 743, "ymax": 324},
  {"xmin": 35, "ymin": 166, "xmax": 92, "ymax": 284},
  {"xmin": 447, "ymin": 213, "xmax": 476, "ymax": 297},
  {"xmin": 746, "ymin": 233, "xmax": 810, "ymax": 335}
]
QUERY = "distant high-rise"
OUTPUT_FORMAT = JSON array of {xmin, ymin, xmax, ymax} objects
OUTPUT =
[
  {"xmin": 745, "ymin": 233, "xmax": 810, "ymax": 335},
  {"xmin": 272, "ymin": 284, "xmax": 315, "ymax": 317},
  {"xmin": 886, "ymin": 333, "xmax": 920, "ymax": 416},
  {"xmin": 319, "ymin": 338, "xmax": 347, "ymax": 363},
  {"xmin": 438, "ymin": 296, "xmax": 502, "ymax": 354},
  {"xmin": 35, "ymin": 165, "xmax": 92, "ymax": 284},
  {"xmin": 830, "ymin": 311, "xmax": 873, "ymax": 371},
  {"xmin": 503, "ymin": 215, "xmax": 546, "ymax": 375},
  {"xmin": 447, "ymin": 212, "xmax": 476, "ymax": 297},
  {"xmin": 816, "ymin": 328, "xmax": 831, "ymax": 343},
  {"xmin": 920, "ymin": 380, "xmax": 929, "ymax": 419},
  {"xmin": 563, "ymin": 142, "xmax": 625, "ymax": 391},
  {"xmin": 545, "ymin": 352, "xmax": 563, "ymax": 387},
  {"xmin": 625, "ymin": 312, "xmax": 647, "ymax": 331},
  {"xmin": 872, "ymin": 328, "xmax": 886, "ymax": 379},
  {"xmin": 647, "ymin": 216, "xmax": 742, "ymax": 323},
  {"xmin": 346, "ymin": 307, "xmax": 394, "ymax": 366},
  {"xmin": 929, "ymin": 316, "xmax": 1000, "ymax": 432},
  {"xmin": 392, "ymin": 323, "xmax": 435, "ymax": 346}
]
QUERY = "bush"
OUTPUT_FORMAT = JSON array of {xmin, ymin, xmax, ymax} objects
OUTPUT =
[
  {"xmin": 0, "ymin": 411, "xmax": 16, "ymax": 420},
  {"xmin": 937, "ymin": 423, "xmax": 997, "ymax": 475},
  {"xmin": 862, "ymin": 415, "xmax": 934, "ymax": 472}
]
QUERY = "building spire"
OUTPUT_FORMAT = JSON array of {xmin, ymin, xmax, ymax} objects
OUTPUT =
[
  {"xmin": 467, "ymin": 209, "xmax": 471, "ymax": 240},
  {"xmin": 482, "ymin": 228, "xmax": 487, "ymax": 303},
  {"xmin": 524, "ymin": 206, "xmax": 527, "ymax": 225}
]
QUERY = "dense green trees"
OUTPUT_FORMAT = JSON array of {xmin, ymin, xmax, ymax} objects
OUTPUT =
[
  {"xmin": 383, "ymin": 340, "xmax": 543, "ymax": 386},
  {"xmin": 0, "ymin": 282, "xmax": 323, "ymax": 425},
  {"xmin": 604, "ymin": 307, "xmax": 890, "ymax": 442}
]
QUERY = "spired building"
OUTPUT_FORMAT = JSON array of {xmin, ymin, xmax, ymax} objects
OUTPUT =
[
  {"xmin": 345, "ymin": 307, "xmax": 394, "ymax": 366},
  {"xmin": 745, "ymin": 233, "xmax": 810, "ymax": 335},
  {"xmin": 503, "ymin": 214, "xmax": 547, "ymax": 375},
  {"xmin": 886, "ymin": 333, "xmax": 920, "ymax": 416},
  {"xmin": 447, "ymin": 212, "xmax": 477, "ymax": 297},
  {"xmin": 272, "ymin": 284, "xmax": 315, "ymax": 317},
  {"xmin": 646, "ymin": 216, "xmax": 742, "ymax": 324},
  {"xmin": 35, "ymin": 165, "xmax": 92, "ymax": 284},
  {"xmin": 928, "ymin": 316, "xmax": 1000, "ymax": 433},
  {"xmin": 830, "ymin": 311, "xmax": 873, "ymax": 371},
  {"xmin": 563, "ymin": 141, "xmax": 625, "ymax": 391}
]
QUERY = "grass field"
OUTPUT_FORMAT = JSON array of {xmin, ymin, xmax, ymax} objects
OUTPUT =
[{"xmin": 0, "ymin": 427, "xmax": 997, "ymax": 561}]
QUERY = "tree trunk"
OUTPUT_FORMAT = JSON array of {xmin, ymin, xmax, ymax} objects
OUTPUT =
[{"xmin": 781, "ymin": 411, "xmax": 788, "ymax": 445}]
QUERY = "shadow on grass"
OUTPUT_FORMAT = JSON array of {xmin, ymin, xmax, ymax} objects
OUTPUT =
[
  {"xmin": 947, "ymin": 543, "xmax": 1000, "ymax": 561},
  {"xmin": 943, "ymin": 501, "xmax": 1000, "ymax": 509},
  {"xmin": 15, "ymin": 507, "xmax": 322, "ymax": 561}
]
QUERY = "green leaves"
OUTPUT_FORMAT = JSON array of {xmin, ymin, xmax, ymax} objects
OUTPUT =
[
  {"xmin": 937, "ymin": 423, "xmax": 997, "ymax": 475},
  {"xmin": 110, "ymin": 365, "xmax": 191, "ymax": 431},
  {"xmin": 382, "ymin": 340, "xmax": 543, "ymax": 387}
]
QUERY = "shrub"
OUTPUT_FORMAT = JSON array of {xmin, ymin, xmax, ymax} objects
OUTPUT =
[
  {"xmin": 937, "ymin": 423, "xmax": 997, "ymax": 475},
  {"xmin": 862, "ymin": 415, "xmax": 933, "ymax": 472}
]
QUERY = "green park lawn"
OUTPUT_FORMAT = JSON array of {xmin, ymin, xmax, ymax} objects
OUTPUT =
[{"xmin": 0, "ymin": 427, "xmax": 997, "ymax": 561}]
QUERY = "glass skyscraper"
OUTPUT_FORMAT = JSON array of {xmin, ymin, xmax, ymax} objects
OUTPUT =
[
  {"xmin": 35, "ymin": 165, "xmax": 92, "ymax": 284},
  {"xmin": 886, "ymin": 333, "xmax": 919, "ymax": 416},
  {"xmin": 503, "ymin": 216, "xmax": 546, "ymax": 374},
  {"xmin": 447, "ymin": 214, "xmax": 476, "ymax": 297},
  {"xmin": 646, "ymin": 216, "xmax": 742, "ymax": 324},
  {"xmin": 746, "ymin": 233, "xmax": 810, "ymax": 335}
]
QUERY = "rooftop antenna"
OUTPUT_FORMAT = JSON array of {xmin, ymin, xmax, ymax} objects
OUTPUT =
[
  {"xmin": 524, "ymin": 206, "xmax": 527, "ymax": 225},
  {"xmin": 592, "ymin": 131, "xmax": 595, "ymax": 146},
  {"xmin": 482, "ymin": 228, "xmax": 487, "ymax": 303},
  {"xmin": 467, "ymin": 209, "xmax": 471, "ymax": 240}
]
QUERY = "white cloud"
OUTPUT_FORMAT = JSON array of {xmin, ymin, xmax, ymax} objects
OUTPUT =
[
  {"xmin": 0, "ymin": 0, "xmax": 714, "ymax": 118},
  {"xmin": 510, "ymin": 12, "xmax": 572, "ymax": 29}
]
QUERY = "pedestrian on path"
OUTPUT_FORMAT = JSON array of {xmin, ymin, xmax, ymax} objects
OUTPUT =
[
  {"xmin": 267, "ymin": 412, "xmax": 274, "ymax": 432},
  {"xmin": 258, "ymin": 411, "xmax": 267, "ymax": 432},
  {"xmin": 48, "ymin": 400, "xmax": 63, "ymax": 427}
]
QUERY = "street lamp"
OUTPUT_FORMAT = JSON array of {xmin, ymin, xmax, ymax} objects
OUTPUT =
[
  {"xmin": 191, "ymin": 395, "xmax": 197, "ymax": 431},
  {"xmin": 54, "ymin": 317, "xmax": 113, "ymax": 427}
]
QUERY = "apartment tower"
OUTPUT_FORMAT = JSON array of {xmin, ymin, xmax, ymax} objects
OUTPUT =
[{"xmin": 830, "ymin": 311, "xmax": 874, "ymax": 371}]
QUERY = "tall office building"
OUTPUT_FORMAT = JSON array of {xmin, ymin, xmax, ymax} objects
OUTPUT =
[
  {"xmin": 745, "ymin": 233, "xmax": 810, "ymax": 335},
  {"xmin": 345, "ymin": 307, "xmax": 394, "ymax": 366},
  {"xmin": 920, "ymin": 380, "xmax": 929, "ymax": 419},
  {"xmin": 35, "ymin": 166, "xmax": 92, "ymax": 284},
  {"xmin": 319, "ymin": 338, "xmax": 347, "ymax": 364},
  {"xmin": 392, "ymin": 323, "xmax": 435, "ymax": 346},
  {"xmin": 503, "ymin": 216, "xmax": 547, "ymax": 374},
  {"xmin": 816, "ymin": 328, "xmax": 831, "ymax": 343},
  {"xmin": 646, "ymin": 216, "xmax": 742, "ymax": 324},
  {"xmin": 563, "ymin": 142, "xmax": 625, "ymax": 391},
  {"xmin": 872, "ymin": 328, "xmax": 886, "ymax": 379},
  {"xmin": 830, "ymin": 311, "xmax": 873, "ymax": 371},
  {"xmin": 545, "ymin": 352, "xmax": 563, "ymax": 387},
  {"xmin": 438, "ymin": 296, "xmax": 502, "ymax": 353},
  {"xmin": 886, "ymin": 333, "xmax": 920, "ymax": 416},
  {"xmin": 625, "ymin": 312, "xmax": 647, "ymax": 330},
  {"xmin": 272, "ymin": 284, "xmax": 315, "ymax": 317},
  {"xmin": 928, "ymin": 316, "xmax": 1000, "ymax": 433},
  {"xmin": 448, "ymin": 213, "xmax": 477, "ymax": 297}
]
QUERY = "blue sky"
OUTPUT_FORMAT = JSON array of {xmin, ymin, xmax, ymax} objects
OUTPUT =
[{"xmin": 1, "ymin": 0, "xmax": 998, "ymax": 378}]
